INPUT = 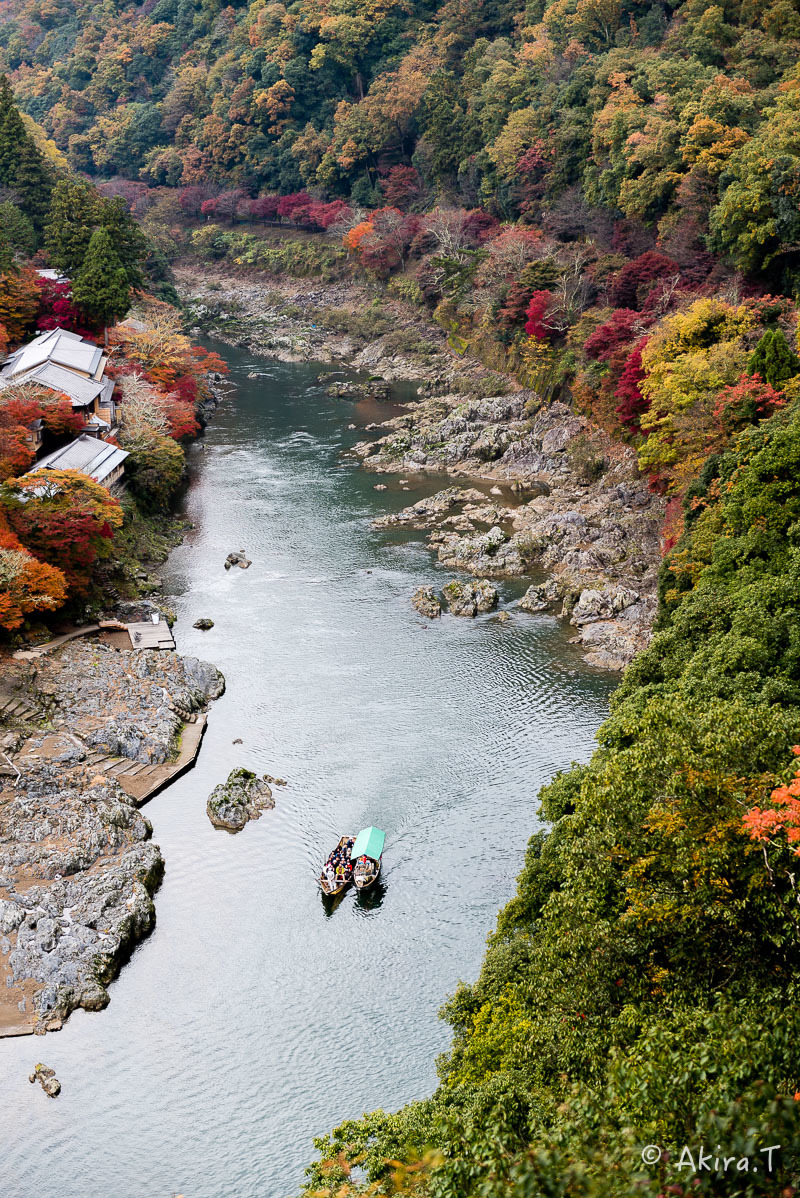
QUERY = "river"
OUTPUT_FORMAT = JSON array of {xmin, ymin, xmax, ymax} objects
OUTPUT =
[{"xmin": 1, "ymin": 345, "xmax": 613, "ymax": 1198}]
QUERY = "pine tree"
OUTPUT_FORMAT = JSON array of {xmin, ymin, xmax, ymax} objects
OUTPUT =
[
  {"xmin": 44, "ymin": 179, "xmax": 99, "ymax": 277},
  {"xmin": 0, "ymin": 227, "xmax": 15, "ymax": 277},
  {"xmin": 748, "ymin": 327, "xmax": 800, "ymax": 386},
  {"xmin": 0, "ymin": 202, "xmax": 36, "ymax": 257},
  {"xmin": 0, "ymin": 76, "xmax": 21, "ymax": 185},
  {"xmin": 71, "ymin": 227, "xmax": 131, "ymax": 343}
]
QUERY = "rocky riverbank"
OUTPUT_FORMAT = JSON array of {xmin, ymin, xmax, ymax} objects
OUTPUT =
[
  {"xmin": 0, "ymin": 620, "xmax": 224, "ymax": 1038},
  {"xmin": 361, "ymin": 399, "xmax": 663, "ymax": 670},
  {"xmin": 176, "ymin": 262, "xmax": 664, "ymax": 671}
]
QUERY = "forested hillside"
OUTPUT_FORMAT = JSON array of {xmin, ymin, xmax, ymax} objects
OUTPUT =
[
  {"xmin": 3, "ymin": 0, "xmax": 800, "ymax": 1192},
  {"xmin": 1, "ymin": 0, "xmax": 799, "ymax": 286}
]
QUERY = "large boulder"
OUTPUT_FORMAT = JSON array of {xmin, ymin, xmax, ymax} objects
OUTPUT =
[
  {"xmin": 518, "ymin": 578, "xmax": 563, "ymax": 613},
  {"xmin": 206, "ymin": 768, "xmax": 274, "ymax": 832},
  {"xmin": 570, "ymin": 586, "xmax": 639, "ymax": 625},
  {"xmin": 442, "ymin": 579, "xmax": 499, "ymax": 617}
]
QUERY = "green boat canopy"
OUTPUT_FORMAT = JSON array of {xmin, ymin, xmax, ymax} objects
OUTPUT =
[{"xmin": 351, "ymin": 826, "xmax": 385, "ymax": 862}]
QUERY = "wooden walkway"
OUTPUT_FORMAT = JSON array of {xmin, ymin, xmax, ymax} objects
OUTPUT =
[{"xmin": 13, "ymin": 618, "xmax": 175, "ymax": 659}]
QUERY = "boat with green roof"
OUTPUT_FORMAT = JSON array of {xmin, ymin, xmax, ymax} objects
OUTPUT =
[{"xmin": 351, "ymin": 826, "xmax": 385, "ymax": 891}]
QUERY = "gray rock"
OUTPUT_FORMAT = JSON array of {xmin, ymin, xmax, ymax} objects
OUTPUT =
[
  {"xmin": 29, "ymin": 1064, "xmax": 61, "ymax": 1097},
  {"xmin": 224, "ymin": 550, "xmax": 252, "ymax": 570},
  {"xmin": 193, "ymin": 618, "xmax": 214, "ymax": 630},
  {"xmin": 207, "ymin": 768, "xmax": 274, "ymax": 832},
  {"xmin": 442, "ymin": 579, "xmax": 499, "ymax": 617},
  {"xmin": 570, "ymin": 586, "xmax": 640, "ymax": 626},
  {"xmin": 412, "ymin": 586, "xmax": 442, "ymax": 619},
  {"xmin": 518, "ymin": 579, "xmax": 563, "ymax": 613}
]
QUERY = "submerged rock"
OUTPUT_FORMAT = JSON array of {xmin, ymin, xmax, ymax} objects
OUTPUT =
[
  {"xmin": 206, "ymin": 767, "xmax": 274, "ymax": 832},
  {"xmin": 412, "ymin": 586, "xmax": 442, "ymax": 619},
  {"xmin": 193, "ymin": 618, "xmax": 214, "ymax": 630},
  {"xmin": 442, "ymin": 579, "xmax": 499, "ymax": 617}
]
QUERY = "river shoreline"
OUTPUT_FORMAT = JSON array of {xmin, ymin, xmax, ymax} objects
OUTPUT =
[
  {"xmin": 0, "ymin": 381, "xmax": 230, "ymax": 1040},
  {"xmin": 0, "ymin": 261, "xmax": 661, "ymax": 1041},
  {"xmin": 175, "ymin": 261, "xmax": 665, "ymax": 671}
]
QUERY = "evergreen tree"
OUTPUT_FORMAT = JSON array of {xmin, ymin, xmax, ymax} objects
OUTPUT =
[
  {"xmin": 97, "ymin": 196, "xmax": 147, "ymax": 290},
  {"xmin": 72, "ymin": 226, "xmax": 131, "ymax": 342},
  {"xmin": 748, "ymin": 327, "xmax": 800, "ymax": 386},
  {"xmin": 0, "ymin": 227, "xmax": 15, "ymax": 277},
  {"xmin": 0, "ymin": 76, "xmax": 21, "ymax": 184},
  {"xmin": 0, "ymin": 202, "xmax": 36, "ymax": 257},
  {"xmin": 0, "ymin": 75, "xmax": 52, "ymax": 236},
  {"xmin": 44, "ymin": 179, "xmax": 99, "ymax": 277}
]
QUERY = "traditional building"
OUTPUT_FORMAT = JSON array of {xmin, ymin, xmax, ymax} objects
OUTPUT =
[
  {"xmin": 0, "ymin": 327, "xmax": 117, "ymax": 434},
  {"xmin": 30, "ymin": 433, "xmax": 129, "ymax": 493}
]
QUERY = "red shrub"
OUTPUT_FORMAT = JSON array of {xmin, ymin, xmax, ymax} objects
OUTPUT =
[
  {"xmin": 609, "ymin": 252, "xmax": 679, "ymax": 310},
  {"xmin": 524, "ymin": 291, "xmax": 553, "ymax": 340},
  {"xmin": 35, "ymin": 278, "xmax": 92, "ymax": 337},
  {"xmin": 380, "ymin": 166, "xmax": 423, "ymax": 211},
  {"xmin": 584, "ymin": 309, "xmax": 641, "ymax": 361},
  {"xmin": 614, "ymin": 339, "xmax": 649, "ymax": 432}
]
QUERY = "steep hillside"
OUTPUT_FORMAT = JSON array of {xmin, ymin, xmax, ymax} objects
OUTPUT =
[{"xmin": 1, "ymin": 0, "xmax": 800, "ymax": 288}]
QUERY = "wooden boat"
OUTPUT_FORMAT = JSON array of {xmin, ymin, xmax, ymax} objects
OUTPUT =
[
  {"xmin": 351, "ymin": 826, "xmax": 385, "ymax": 891},
  {"xmin": 319, "ymin": 835, "xmax": 355, "ymax": 896}
]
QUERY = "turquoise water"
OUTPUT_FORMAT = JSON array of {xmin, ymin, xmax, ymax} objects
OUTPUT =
[{"xmin": 0, "ymin": 347, "xmax": 614, "ymax": 1198}]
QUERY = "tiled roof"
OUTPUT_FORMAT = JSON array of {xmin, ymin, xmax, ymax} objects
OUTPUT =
[
  {"xmin": 32, "ymin": 434, "xmax": 129, "ymax": 483},
  {"xmin": 2, "ymin": 329, "xmax": 103, "ymax": 381},
  {"xmin": 0, "ymin": 362, "xmax": 106, "ymax": 407}
]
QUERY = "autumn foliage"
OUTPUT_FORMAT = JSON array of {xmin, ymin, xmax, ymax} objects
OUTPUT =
[
  {"xmin": 0, "ymin": 266, "xmax": 40, "ymax": 341},
  {"xmin": 0, "ymin": 540, "xmax": 67, "ymax": 630},
  {"xmin": 0, "ymin": 388, "xmax": 86, "ymax": 481},
  {"xmin": 743, "ymin": 748, "xmax": 800, "ymax": 856},
  {"xmin": 1, "ymin": 468, "xmax": 123, "ymax": 596}
]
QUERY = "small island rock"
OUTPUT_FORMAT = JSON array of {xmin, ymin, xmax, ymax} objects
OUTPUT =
[
  {"xmin": 224, "ymin": 550, "xmax": 252, "ymax": 570},
  {"xmin": 442, "ymin": 579, "xmax": 499, "ymax": 617},
  {"xmin": 412, "ymin": 586, "xmax": 442, "ymax": 619},
  {"xmin": 193, "ymin": 618, "xmax": 214, "ymax": 630},
  {"xmin": 207, "ymin": 767, "xmax": 274, "ymax": 832},
  {"xmin": 29, "ymin": 1064, "xmax": 61, "ymax": 1097}
]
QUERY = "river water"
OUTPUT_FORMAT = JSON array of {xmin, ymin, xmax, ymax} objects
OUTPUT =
[{"xmin": 1, "ymin": 346, "xmax": 613, "ymax": 1198}]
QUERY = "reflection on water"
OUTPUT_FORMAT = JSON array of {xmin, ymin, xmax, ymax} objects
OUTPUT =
[{"xmin": 0, "ymin": 346, "xmax": 614, "ymax": 1198}]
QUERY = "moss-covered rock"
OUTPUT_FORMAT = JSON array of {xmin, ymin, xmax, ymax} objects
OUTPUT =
[
  {"xmin": 206, "ymin": 767, "xmax": 274, "ymax": 832},
  {"xmin": 442, "ymin": 578, "xmax": 499, "ymax": 616}
]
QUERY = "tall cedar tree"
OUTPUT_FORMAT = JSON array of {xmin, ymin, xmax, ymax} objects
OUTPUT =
[
  {"xmin": 0, "ymin": 227, "xmax": 14, "ymax": 276},
  {"xmin": 72, "ymin": 227, "xmax": 131, "ymax": 341},
  {"xmin": 0, "ymin": 76, "xmax": 52, "ymax": 235},
  {"xmin": 45, "ymin": 182, "xmax": 146, "ymax": 289},
  {"xmin": 44, "ymin": 179, "xmax": 99, "ymax": 278}
]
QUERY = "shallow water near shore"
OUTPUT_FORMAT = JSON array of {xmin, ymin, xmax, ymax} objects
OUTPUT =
[{"xmin": 0, "ymin": 345, "xmax": 614, "ymax": 1198}]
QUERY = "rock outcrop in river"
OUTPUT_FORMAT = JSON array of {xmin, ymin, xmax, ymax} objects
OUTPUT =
[
  {"xmin": 206, "ymin": 767, "xmax": 274, "ymax": 831},
  {"xmin": 0, "ymin": 639, "xmax": 224, "ymax": 1036},
  {"xmin": 364, "ymin": 399, "xmax": 662, "ymax": 670}
]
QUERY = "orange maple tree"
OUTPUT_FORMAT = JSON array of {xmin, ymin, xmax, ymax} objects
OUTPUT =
[
  {"xmin": 0, "ymin": 513, "xmax": 68, "ymax": 630},
  {"xmin": 0, "ymin": 266, "xmax": 41, "ymax": 341},
  {"xmin": 743, "ymin": 747, "xmax": 800, "ymax": 855}
]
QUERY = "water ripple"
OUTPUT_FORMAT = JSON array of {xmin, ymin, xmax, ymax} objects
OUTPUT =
[{"xmin": 0, "ymin": 347, "xmax": 613, "ymax": 1198}]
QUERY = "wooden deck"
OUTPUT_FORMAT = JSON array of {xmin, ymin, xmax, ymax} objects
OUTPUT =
[
  {"xmin": 125, "ymin": 620, "xmax": 175, "ymax": 651},
  {"xmin": 13, "ymin": 618, "xmax": 176, "ymax": 659}
]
